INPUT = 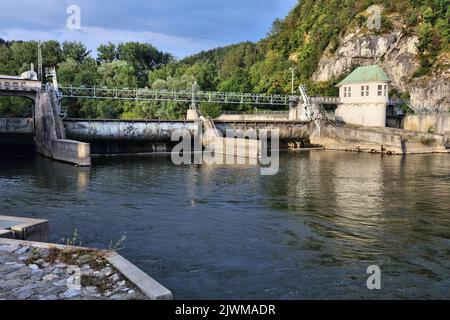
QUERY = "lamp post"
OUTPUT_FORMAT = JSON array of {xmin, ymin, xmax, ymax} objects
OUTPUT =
[
  {"xmin": 289, "ymin": 67, "xmax": 297, "ymax": 95},
  {"xmin": 191, "ymin": 81, "xmax": 197, "ymax": 110}
]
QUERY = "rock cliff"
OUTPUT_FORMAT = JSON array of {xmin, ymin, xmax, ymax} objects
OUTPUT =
[{"xmin": 311, "ymin": 11, "xmax": 449, "ymax": 111}]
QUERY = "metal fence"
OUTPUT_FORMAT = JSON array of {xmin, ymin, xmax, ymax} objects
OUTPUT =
[
  {"xmin": 220, "ymin": 110, "xmax": 290, "ymax": 115},
  {"xmin": 58, "ymin": 86, "xmax": 342, "ymax": 106}
]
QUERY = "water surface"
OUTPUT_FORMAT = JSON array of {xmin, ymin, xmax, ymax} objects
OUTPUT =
[{"xmin": 1, "ymin": 151, "xmax": 449, "ymax": 299}]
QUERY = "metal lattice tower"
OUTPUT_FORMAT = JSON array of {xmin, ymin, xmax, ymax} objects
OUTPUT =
[{"xmin": 37, "ymin": 41, "xmax": 43, "ymax": 81}]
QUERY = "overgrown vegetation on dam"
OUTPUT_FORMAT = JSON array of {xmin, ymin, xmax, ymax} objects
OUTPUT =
[{"xmin": 1, "ymin": 0, "xmax": 449, "ymax": 119}]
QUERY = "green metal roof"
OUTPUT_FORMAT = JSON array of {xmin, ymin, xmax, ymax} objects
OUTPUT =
[{"xmin": 336, "ymin": 65, "xmax": 390, "ymax": 86}]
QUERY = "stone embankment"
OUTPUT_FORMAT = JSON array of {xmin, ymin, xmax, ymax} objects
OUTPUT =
[
  {"xmin": 310, "ymin": 121, "xmax": 449, "ymax": 154},
  {"xmin": 0, "ymin": 242, "xmax": 146, "ymax": 300}
]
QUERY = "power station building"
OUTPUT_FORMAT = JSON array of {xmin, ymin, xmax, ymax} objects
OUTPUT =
[{"xmin": 335, "ymin": 65, "xmax": 390, "ymax": 127}]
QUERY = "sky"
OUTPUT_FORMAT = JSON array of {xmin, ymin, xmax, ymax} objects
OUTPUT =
[{"xmin": 0, "ymin": 0, "xmax": 298, "ymax": 58}]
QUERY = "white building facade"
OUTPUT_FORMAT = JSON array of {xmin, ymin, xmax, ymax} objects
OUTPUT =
[{"xmin": 335, "ymin": 65, "xmax": 390, "ymax": 127}]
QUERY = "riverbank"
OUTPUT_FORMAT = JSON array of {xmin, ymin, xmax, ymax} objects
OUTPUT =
[
  {"xmin": 1, "ymin": 152, "xmax": 449, "ymax": 299},
  {"xmin": 0, "ymin": 238, "xmax": 173, "ymax": 300}
]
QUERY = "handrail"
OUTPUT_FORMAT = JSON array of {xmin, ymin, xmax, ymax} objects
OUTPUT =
[{"xmin": 57, "ymin": 85, "xmax": 341, "ymax": 106}]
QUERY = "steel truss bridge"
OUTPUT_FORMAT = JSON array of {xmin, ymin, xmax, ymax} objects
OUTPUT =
[{"xmin": 58, "ymin": 86, "xmax": 341, "ymax": 106}]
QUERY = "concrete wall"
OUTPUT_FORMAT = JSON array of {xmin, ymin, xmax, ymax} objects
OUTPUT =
[
  {"xmin": 213, "ymin": 137, "xmax": 262, "ymax": 159},
  {"xmin": 336, "ymin": 81, "xmax": 389, "ymax": 127},
  {"xmin": 403, "ymin": 114, "xmax": 450, "ymax": 135},
  {"xmin": 0, "ymin": 118, "xmax": 34, "ymax": 155},
  {"xmin": 386, "ymin": 116, "xmax": 403, "ymax": 129},
  {"xmin": 310, "ymin": 121, "xmax": 448, "ymax": 154},
  {"xmin": 0, "ymin": 118, "xmax": 34, "ymax": 133},
  {"xmin": 64, "ymin": 119, "xmax": 312, "ymax": 143},
  {"xmin": 50, "ymin": 139, "xmax": 91, "ymax": 166},
  {"xmin": 215, "ymin": 121, "xmax": 311, "ymax": 141},
  {"xmin": 200, "ymin": 117, "xmax": 262, "ymax": 159},
  {"xmin": 64, "ymin": 120, "xmax": 199, "ymax": 142},
  {"xmin": 34, "ymin": 92, "xmax": 91, "ymax": 166},
  {"xmin": 0, "ymin": 215, "xmax": 49, "ymax": 242},
  {"xmin": 335, "ymin": 103, "xmax": 386, "ymax": 127}
]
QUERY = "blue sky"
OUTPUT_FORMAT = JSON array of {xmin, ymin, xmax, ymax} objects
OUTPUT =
[{"xmin": 0, "ymin": 0, "xmax": 298, "ymax": 58}]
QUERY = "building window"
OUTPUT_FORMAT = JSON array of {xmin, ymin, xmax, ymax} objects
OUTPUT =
[
  {"xmin": 378, "ymin": 85, "xmax": 383, "ymax": 96},
  {"xmin": 384, "ymin": 85, "xmax": 388, "ymax": 96},
  {"xmin": 344, "ymin": 87, "xmax": 347, "ymax": 97},
  {"xmin": 361, "ymin": 86, "xmax": 365, "ymax": 96},
  {"xmin": 348, "ymin": 87, "xmax": 352, "ymax": 97},
  {"xmin": 366, "ymin": 86, "xmax": 369, "ymax": 96}
]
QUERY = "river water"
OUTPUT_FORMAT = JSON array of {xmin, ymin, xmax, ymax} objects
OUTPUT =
[{"xmin": 1, "ymin": 151, "xmax": 449, "ymax": 299}]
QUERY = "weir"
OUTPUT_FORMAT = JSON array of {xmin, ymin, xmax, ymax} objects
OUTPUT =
[
  {"xmin": 0, "ymin": 73, "xmax": 90, "ymax": 166},
  {"xmin": 1, "ymin": 70, "xmax": 449, "ymax": 166}
]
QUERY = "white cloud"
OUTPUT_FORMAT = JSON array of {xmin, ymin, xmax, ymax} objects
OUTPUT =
[{"xmin": 0, "ymin": 26, "xmax": 224, "ymax": 58}]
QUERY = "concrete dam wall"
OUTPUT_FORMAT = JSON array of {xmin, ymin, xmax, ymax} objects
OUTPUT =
[
  {"xmin": 0, "ymin": 118, "xmax": 34, "ymax": 134},
  {"xmin": 0, "ymin": 118, "xmax": 35, "ymax": 156},
  {"xmin": 403, "ymin": 114, "xmax": 450, "ymax": 135},
  {"xmin": 214, "ymin": 121, "xmax": 311, "ymax": 140},
  {"xmin": 63, "ymin": 119, "xmax": 201, "ymax": 154},
  {"xmin": 63, "ymin": 119, "xmax": 313, "ymax": 154}
]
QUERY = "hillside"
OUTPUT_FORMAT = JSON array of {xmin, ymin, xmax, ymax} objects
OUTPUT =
[
  {"xmin": 156, "ymin": 0, "xmax": 449, "ymax": 111},
  {"xmin": 1, "ymin": 0, "xmax": 449, "ymax": 119}
]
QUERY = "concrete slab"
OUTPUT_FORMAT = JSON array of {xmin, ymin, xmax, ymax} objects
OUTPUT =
[
  {"xmin": 107, "ymin": 254, "xmax": 173, "ymax": 300},
  {"xmin": 0, "ymin": 229, "xmax": 14, "ymax": 239},
  {"xmin": 0, "ymin": 238, "xmax": 173, "ymax": 300},
  {"xmin": 0, "ymin": 220, "xmax": 23, "ymax": 229},
  {"xmin": 310, "ymin": 122, "xmax": 449, "ymax": 154},
  {"xmin": 0, "ymin": 215, "xmax": 49, "ymax": 242}
]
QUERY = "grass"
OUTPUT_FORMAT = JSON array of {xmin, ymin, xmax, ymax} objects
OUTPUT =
[
  {"xmin": 43, "ymin": 247, "xmax": 109, "ymax": 270},
  {"xmin": 25, "ymin": 247, "xmax": 42, "ymax": 265},
  {"xmin": 80, "ymin": 274, "xmax": 112, "ymax": 294}
]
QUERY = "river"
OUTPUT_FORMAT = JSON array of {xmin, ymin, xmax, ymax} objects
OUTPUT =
[{"xmin": 1, "ymin": 151, "xmax": 449, "ymax": 299}]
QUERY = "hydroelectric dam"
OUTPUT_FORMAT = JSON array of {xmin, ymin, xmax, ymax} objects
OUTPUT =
[{"xmin": 1, "ymin": 72, "xmax": 448, "ymax": 166}]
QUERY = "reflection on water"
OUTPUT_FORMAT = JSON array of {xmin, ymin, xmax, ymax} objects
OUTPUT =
[{"xmin": 0, "ymin": 152, "xmax": 449, "ymax": 299}]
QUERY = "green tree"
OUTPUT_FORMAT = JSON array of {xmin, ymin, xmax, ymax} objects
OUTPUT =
[
  {"xmin": 62, "ymin": 41, "xmax": 90, "ymax": 63},
  {"xmin": 118, "ymin": 42, "xmax": 174, "ymax": 86},
  {"xmin": 97, "ymin": 42, "xmax": 118, "ymax": 63},
  {"xmin": 97, "ymin": 60, "xmax": 138, "ymax": 88}
]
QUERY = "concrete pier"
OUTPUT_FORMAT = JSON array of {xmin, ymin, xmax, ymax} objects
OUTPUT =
[
  {"xmin": 403, "ymin": 114, "xmax": 450, "ymax": 140},
  {"xmin": 34, "ymin": 92, "xmax": 90, "ymax": 166},
  {"xmin": 310, "ymin": 121, "xmax": 449, "ymax": 154},
  {"xmin": 0, "ymin": 215, "xmax": 49, "ymax": 242},
  {"xmin": 0, "ymin": 118, "xmax": 34, "ymax": 134}
]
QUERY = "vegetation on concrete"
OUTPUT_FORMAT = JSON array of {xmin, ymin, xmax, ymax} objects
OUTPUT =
[{"xmin": 0, "ymin": 243, "xmax": 145, "ymax": 300}]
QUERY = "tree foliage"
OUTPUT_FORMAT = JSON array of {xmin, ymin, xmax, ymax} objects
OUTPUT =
[{"xmin": 1, "ymin": 0, "xmax": 448, "ymax": 119}]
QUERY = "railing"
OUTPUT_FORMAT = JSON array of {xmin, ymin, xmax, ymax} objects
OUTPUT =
[
  {"xmin": 0, "ymin": 81, "xmax": 41, "ymax": 92},
  {"xmin": 58, "ymin": 85, "xmax": 342, "ymax": 106},
  {"xmin": 388, "ymin": 99, "xmax": 409, "ymax": 106},
  {"xmin": 220, "ymin": 110, "xmax": 289, "ymax": 115},
  {"xmin": 310, "ymin": 96, "xmax": 341, "ymax": 104},
  {"xmin": 59, "ymin": 86, "xmax": 298, "ymax": 106}
]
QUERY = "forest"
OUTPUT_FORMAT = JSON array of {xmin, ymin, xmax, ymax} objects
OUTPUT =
[{"xmin": 0, "ymin": 0, "xmax": 448, "ymax": 119}]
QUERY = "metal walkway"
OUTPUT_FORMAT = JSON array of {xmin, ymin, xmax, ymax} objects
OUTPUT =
[{"xmin": 58, "ymin": 86, "xmax": 341, "ymax": 106}]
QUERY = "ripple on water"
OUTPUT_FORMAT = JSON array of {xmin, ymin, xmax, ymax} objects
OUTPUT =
[{"xmin": 1, "ymin": 152, "xmax": 450, "ymax": 299}]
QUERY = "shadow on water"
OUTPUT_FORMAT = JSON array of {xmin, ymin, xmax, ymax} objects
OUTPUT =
[{"xmin": 0, "ymin": 151, "xmax": 449, "ymax": 299}]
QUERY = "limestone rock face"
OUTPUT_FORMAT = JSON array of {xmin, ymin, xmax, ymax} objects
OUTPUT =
[
  {"xmin": 409, "ymin": 67, "xmax": 450, "ymax": 112},
  {"xmin": 312, "ymin": 26, "xmax": 449, "ymax": 112}
]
